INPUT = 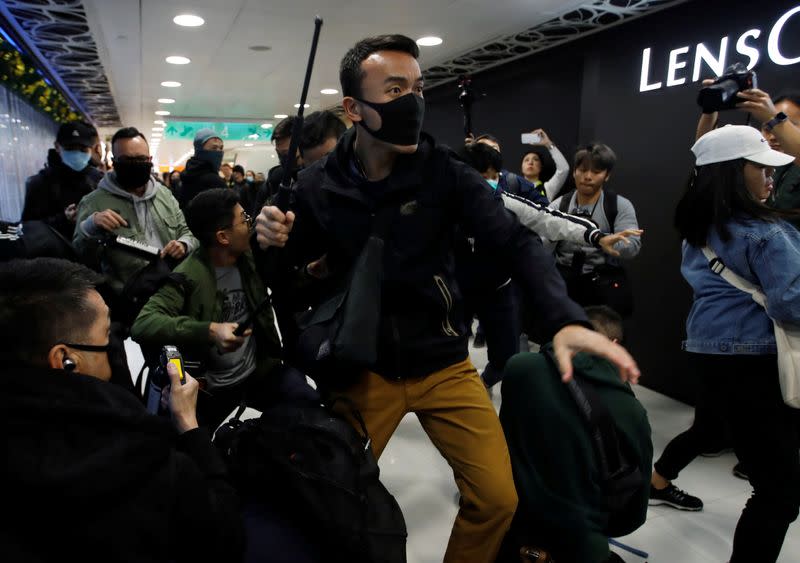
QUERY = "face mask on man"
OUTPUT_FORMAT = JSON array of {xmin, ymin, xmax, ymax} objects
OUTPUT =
[
  {"xmin": 114, "ymin": 159, "xmax": 153, "ymax": 190},
  {"xmin": 355, "ymin": 92, "xmax": 425, "ymax": 146},
  {"xmin": 486, "ymin": 178, "xmax": 499, "ymax": 190},
  {"xmin": 60, "ymin": 150, "xmax": 91, "ymax": 172},
  {"xmin": 196, "ymin": 149, "xmax": 224, "ymax": 172}
]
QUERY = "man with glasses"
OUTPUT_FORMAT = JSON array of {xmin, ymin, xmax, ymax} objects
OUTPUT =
[
  {"xmin": 73, "ymin": 126, "xmax": 196, "ymax": 296},
  {"xmin": 0, "ymin": 257, "xmax": 244, "ymax": 562},
  {"xmin": 132, "ymin": 189, "xmax": 308, "ymax": 430}
]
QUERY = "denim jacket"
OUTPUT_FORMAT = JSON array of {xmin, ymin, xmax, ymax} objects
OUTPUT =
[{"xmin": 682, "ymin": 216, "xmax": 800, "ymax": 355}]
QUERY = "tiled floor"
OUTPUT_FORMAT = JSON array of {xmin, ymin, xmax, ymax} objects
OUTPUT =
[{"xmin": 125, "ymin": 339, "xmax": 800, "ymax": 563}]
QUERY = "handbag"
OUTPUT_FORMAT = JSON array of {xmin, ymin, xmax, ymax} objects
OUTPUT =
[
  {"xmin": 702, "ymin": 246, "xmax": 800, "ymax": 408},
  {"xmin": 294, "ymin": 206, "xmax": 394, "ymax": 389}
]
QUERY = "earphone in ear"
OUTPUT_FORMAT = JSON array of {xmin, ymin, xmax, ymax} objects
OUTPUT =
[{"xmin": 62, "ymin": 357, "xmax": 77, "ymax": 372}]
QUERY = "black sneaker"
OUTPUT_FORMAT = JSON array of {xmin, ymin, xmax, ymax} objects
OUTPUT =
[
  {"xmin": 649, "ymin": 484, "xmax": 703, "ymax": 511},
  {"xmin": 473, "ymin": 333, "xmax": 486, "ymax": 348},
  {"xmin": 732, "ymin": 462, "xmax": 750, "ymax": 480}
]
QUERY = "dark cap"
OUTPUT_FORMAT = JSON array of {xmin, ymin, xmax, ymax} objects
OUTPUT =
[
  {"xmin": 56, "ymin": 121, "xmax": 97, "ymax": 148},
  {"xmin": 232, "ymin": 164, "xmax": 245, "ymax": 175}
]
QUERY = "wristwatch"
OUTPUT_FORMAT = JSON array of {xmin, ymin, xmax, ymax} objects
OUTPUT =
[{"xmin": 764, "ymin": 112, "xmax": 788, "ymax": 132}]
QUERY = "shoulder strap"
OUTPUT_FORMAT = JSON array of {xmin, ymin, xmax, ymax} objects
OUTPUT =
[
  {"xmin": 603, "ymin": 189, "xmax": 618, "ymax": 228},
  {"xmin": 701, "ymin": 246, "xmax": 768, "ymax": 308},
  {"xmin": 558, "ymin": 190, "xmax": 574, "ymax": 213},
  {"xmin": 506, "ymin": 172, "xmax": 520, "ymax": 194}
]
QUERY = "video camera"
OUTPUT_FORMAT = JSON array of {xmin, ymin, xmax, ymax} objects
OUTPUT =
[
  {"xmin": 697, "ymin": 62, "xmax": 757, "ymax": 114},
  {"xmin": 458, "ymin": 75, "xmax": 475, "ymax": 137}
]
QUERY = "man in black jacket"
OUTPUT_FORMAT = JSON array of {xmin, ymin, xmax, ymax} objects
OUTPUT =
[
  {"xmin": 22, "ymin": 121, "xmax": 103, "ymax": 240},
  {"xmin": 0, "ymin": 257, "xmax": 243, "ymax": 563},
  {"xmin": 178, "ymin": 128, "xmax": 227, "ymax": 208},
  {"xmin": 256, "ymin": 35, "xmax": 639, "ymax": 563}
]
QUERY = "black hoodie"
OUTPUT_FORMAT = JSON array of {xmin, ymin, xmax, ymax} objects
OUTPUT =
[
  {"xmin": 178, "ymin": 156, "xmax": 227, "ymax": 209},
  {"xmin": 272, "ymin": 128, "xmax": 588, "ymax": 380},
  {"xmin": 21, "ymin": 149, "xmax": 100, "ymax": 240},
  {"xmin": 0, "ymin": 364, "xmax": 243, "ymax": 563}
]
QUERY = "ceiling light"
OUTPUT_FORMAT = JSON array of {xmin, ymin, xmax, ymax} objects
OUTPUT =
[
  {"xmin": 155, "ymin": 110, "xmax": 171, "ymax": 116},
  {"xmin": 260, "ymin": 122, "xmax": 272, "ymax": 129},
  {"xmin": 152, "ymin": 127, "xmax": 164, "ymax": 131},
  {"xmin": 244, "ymin": 143, "xmax": 254, "ymax": 147},
  {"xmin": 293, "ymin": 103, "xmax": 310, "ymax": 109},
  {"xmin": 274, "ymin": 114, "xmax": 288, "ymax": 119},
  {"xmin": 158, "ymin": 98, "xmax": 175, "ymax": 104},
  {"xmin": 271, "ymin": 154, "xmax": 275, "ymax": 158},
  {"xmin": 152, "ymin": 133, "xmax": 162, "ymax": 137},
  {"xmin": 161, "ymin": 81, "xmax": 181, "ymax": 88},
  {"xmin": 416, "ymin": 36, "xmax": 443, "ymax": 47},
  {"xmin": 320, "ymin": 88, "xmax": 339, "ymax": 95},
  {"xmin": 166, "ymin": 56, "xmax": 191, "ymax": 65},
  {"xmin": 173, "ymin": 14, "xmax": 204, "ymax": 27}
]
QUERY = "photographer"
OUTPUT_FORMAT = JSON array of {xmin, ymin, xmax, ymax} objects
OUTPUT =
[
  {"xmin": 520, "ymin": 128, "xmax": 571, "ymax": 201},
  {"xmin": 696, "ymin": 78, "xmax": 800, "ymax": 229},
  {"xmin": 0, "ymin": 258, "xmax": 243, "ymax": 563}
]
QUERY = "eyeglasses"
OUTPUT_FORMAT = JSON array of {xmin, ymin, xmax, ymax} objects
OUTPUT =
[
  {"xmin": 59, "ymin": 342, "xmax": 112, "ymax": 353},
  {"xmin": 227, "ymin": 211, "xmax": 253, "ymax": 231}
]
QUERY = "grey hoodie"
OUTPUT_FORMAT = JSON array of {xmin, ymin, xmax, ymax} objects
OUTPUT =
[{"xmin": 80, "ymin": 172, "xmax": 194, "ymax": 252}]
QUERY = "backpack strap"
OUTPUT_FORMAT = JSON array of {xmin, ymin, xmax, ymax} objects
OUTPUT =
[
  {"xmin": 602, "ymin": 190, "xmax": 618, "ymax": 229},
  {"xmin": 558, "ymin": 190, "xmax": 574, "ymax": 213},
  {"xmin": 506, "ymin": 172, "xmax": 520, "ymax": 195}
]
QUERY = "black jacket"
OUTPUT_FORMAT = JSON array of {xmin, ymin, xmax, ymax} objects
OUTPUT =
[
  {"xmin": 275, "ymin": 128, "xmax": 588, "ymax": 380},
  {"xmin": 21, "ymin": 149, "xmax": 100, "ymax": 239},
  {"xmin": 0, "ymin": 364, "xmax": 244, "ymax": 563},
  {"xmin": 178, "ymin": 156, "xmax": 227, "ymax": 208}
]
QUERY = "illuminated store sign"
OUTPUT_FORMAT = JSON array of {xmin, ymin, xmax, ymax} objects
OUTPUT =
[{"xmin": 639, "ymin": 5, "xmax": 800, "ymax": 92}]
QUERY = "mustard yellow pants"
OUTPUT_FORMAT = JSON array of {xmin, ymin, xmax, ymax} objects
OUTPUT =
[{"xmin": 334, "ymin": 357, "xmax": 518, "ymax": 563}]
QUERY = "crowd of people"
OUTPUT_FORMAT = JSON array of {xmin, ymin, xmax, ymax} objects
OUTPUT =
[{"xmin": 1, "ymin": 31, "xmax": 799, "ymax": 563}]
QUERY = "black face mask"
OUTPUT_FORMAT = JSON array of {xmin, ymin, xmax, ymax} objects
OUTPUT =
[
  {"xmin": 355, "ymin": 93, "xmax": 425, "ymax": 146},
  {"xmin": 114, "ymin": 160, "xmax": 153, "ymax": 190},
  {"xmin": 195, "ymin": 149, "xmax": 224, "ymax": 172}
]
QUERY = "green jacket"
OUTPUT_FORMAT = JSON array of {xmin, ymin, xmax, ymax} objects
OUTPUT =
[
  {"xmin": 772, "ymin": 163, "xmax": 800, "ymax": 230},
  {"xmin": 500, "ymin": 346, "xmax": 652, "ymax": 563},
  {"xmin": 130, "ymin": 247, "xmax": 282, "ymax": 381},
  {"xmin": 73, "ymin": 174, "xmax": 196, "ymax": 293}
]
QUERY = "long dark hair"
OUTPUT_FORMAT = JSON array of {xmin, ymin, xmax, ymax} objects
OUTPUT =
[{"xmin": 674, "ymin": 159, "xmax": 793, "ymax": 246}]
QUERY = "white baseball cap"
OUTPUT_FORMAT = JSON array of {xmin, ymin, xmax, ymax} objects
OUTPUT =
[{"xmin": 691, "ymin": 125, "xmax": 794, "ymax": 167}]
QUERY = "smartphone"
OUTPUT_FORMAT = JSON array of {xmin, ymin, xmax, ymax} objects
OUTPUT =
[
  {"xmin": 161, "ymin": 345, "xmax": 186, "ymax": 385},
  {"xmin": 521, "ymin": 132, "xmax": 542, "ymax": 144}
]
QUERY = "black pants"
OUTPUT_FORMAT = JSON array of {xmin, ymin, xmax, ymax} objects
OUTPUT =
[
  {"xmin": 663, "ymin": 353, "xmax": 799, "ymax": 562},
  {"xmin": 471, "ymin": 281, "xmax": 520, "ymax": 387}
]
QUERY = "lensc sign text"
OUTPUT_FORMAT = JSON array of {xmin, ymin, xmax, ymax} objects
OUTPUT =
[{"xmin": 639, "ymin": 5, "xmax": 800, "ymax": 92}]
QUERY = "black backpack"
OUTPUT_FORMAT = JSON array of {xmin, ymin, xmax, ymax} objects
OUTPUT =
[
  {"xmin": 215, "ymin": 399, "xmax": 407, "ymax": 563},
  {"xmin": 558, "ymin": 189, "xmax": 619, "ymax": 228}
]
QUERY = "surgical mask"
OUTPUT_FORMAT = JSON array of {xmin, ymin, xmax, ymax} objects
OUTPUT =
[
  {"xmin": 486, "ymin": 178, "xmax": 499, "ymax": 190},
  {"xmin": 114, "ymin": 160, "xmax": 153, "ymax": 190},
  {"xmin": 60, "ymin": 150, "xmax": 91, "ymax": 172},
  {"xmin": 196, "ymin": 149, "xmax": 224, "ymax": 172},
  {"xmin": 355, "ymin": 93, "xmax": 425, "ymax": 146},
  {"xmin": 246, "ymin": 175, "xmax": 254, "ymax": 183}
]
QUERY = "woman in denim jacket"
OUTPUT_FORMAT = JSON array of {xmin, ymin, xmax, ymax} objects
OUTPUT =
[{"xmin": 660, "ymin": 125, "xmax": 800, "ymax": 563}]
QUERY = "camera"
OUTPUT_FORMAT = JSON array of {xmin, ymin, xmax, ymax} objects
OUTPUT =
[
  {"xmin": 697, "ymin": 62, "xmax": 757, "ymax": 113},
  {"xmin": 145, "ymin": 345, "xmax": 185, "ymax": 415}
]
